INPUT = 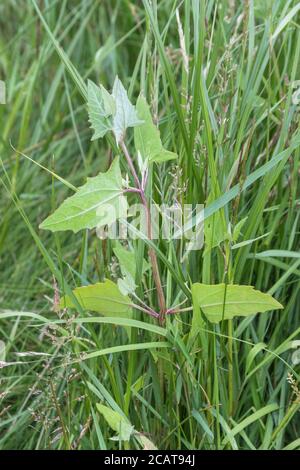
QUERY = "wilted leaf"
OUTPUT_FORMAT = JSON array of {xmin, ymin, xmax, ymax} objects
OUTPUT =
[
  {"xmin": 60, "ymin": 279, "xmax": 132, "ymax": 318},
  {"xmin": 134, "ymin": 95, "xmax": 177, "ymax": 163},
  {"xmin": 96, "ymin": 403, "xmax": 134, "ymax": 441},
  {"xmin": 138, "ymin": 434, "xmax": 158, "ymax": 450},
  {"xmin": 40, "ymin": 157, "xmax": 127, "ymax": 233},
  {"xmin": 192, "ymin": 283, "xmax": 283, "ymax": 323}
]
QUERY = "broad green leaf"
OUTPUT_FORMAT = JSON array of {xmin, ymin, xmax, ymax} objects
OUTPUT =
[
  {"xmin": 134, "ymin": 95, "xmax": 177, "ymax": 163},
  {"xmin": 192, "ymin": 283, "xmax": 283, "ymax": 323},
  {"xmin": 111, "ymin": 76, "xmax": 143, "ymax": 143},
  {"xmin": 96, "ymin": 403, "xmax": 134, "ymax": 441},
  {"xmin": 87, "ymin": 80, "xmax": 113, "ymax": 140},
  {"xmin": 113, "ymin": 242, "xmax": 150, "ymax": 294},
  {"xmin": 40, "ymin": 157, "xmax": 127, "ymax": 233},
  {"xmin": 60, "ymin": 279, "xmax": 132, "ymax": 318}
]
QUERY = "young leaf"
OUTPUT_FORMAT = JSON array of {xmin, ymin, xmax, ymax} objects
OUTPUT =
[
  {"xmin": 111, "ymin": 76, "xmax": 143, "ymax": 143},
  {"xmin": 113, "ymin": 243, "xmax": 137, "ymax": 281},
  {"xmin": 40, "ymin": 157, "xmax": 127, "ymax": 233},
  {"xmin": 192, "ymin": 283, "xmax": 283, "ymax": 324},
  {"xmin": 60, "ymin": 279, "xmax": 132, "ymax": 318},
  {"xmin": 96, "ymin": 404, "xmax": 134, "ymax": 441},
  {"xmin": 113, "ymin": 242, "xmax": 150, "ymax": 294},
  {"xmin": 87, "ymin": 80, "xmax": 113, "ymax": 140},
  {"xmin": 134, "ymin": 95, "xmax": 177, "ymax": 163}
]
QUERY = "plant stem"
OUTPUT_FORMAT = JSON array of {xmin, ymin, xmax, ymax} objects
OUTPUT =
[
  {"xmin": 120, "ymin": 140, "xmax": 142, "ymax": 190},
  {"xmin": 120, "ymin": 141, "xmax": 166, "ymax": 323}
]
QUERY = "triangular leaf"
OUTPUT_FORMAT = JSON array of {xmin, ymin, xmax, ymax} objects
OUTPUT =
[
  {"xmin": 40, "ymin": 157, "xmax": 127, "ymax": 233},
  {"xmin": 134, "ymin": 95, "xmax": 177, "ymax": 163},
  {"xmin": 60, "ymin": 279, "xmax": 132, "ymax": 318},
  {"xmin": 87, "ymin": 80, "xmax": 113, "ymax": 140},
  {"xmin": 112, "ymin": 76, "xmax": 143, "ymax": 143},
  {"xmin": 192, "ymin": 283, "xmax": 283, "ymax": 324}
]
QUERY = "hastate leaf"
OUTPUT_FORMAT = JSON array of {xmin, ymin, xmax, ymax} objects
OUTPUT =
[
  {"xmin": 87, "ymin": 80, "xmax": 113, "ymax": 140},
  {"xmin": 60, "ymin": 279, "xmax": 132, "ymax": 318},
  {"xmin": 134, "ymin": 95, "xmax": 177, "ymax": 163},
  {"xmin": 192, "ymin": 283, "xmax": 283, "ymax": 324},
  {"xmin": 40, "ymin": 157, "xmax": 127, "ymax": 233},
  {"xmin": 112, "ymin": 76, "xmax": 143, "ymax": 143}
]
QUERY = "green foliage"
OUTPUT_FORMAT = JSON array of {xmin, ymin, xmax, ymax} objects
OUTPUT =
[
  {"xmin": 60, "ymin": 279, "xmax": 132, "ymax": 318},
  {"xmin": 192, "ymin": 283, "xmax": 283, "ymax": 324},
  {"xmin": 87, "ymin": 76, "xmax": 143, "ymax": 144},
  {"xmin": 96, "ymin": 404, "xmax": 134, "ymax": 441},
  {"xmin": 87, "ymin": 80, "xmax": 114, "ymax": 140},
  {"xmin": 134, "ymin": 95, "xmax": 177, "ymax": 163},
  {"xmin": 111, "ymin": 76, "xmax": 143, "ymax": 143},
  {"xmin": 113, "ymin": 242, "xmax": 149, "ymax": 295},
  {"xmin": 1, "ymin": 0, "xmax": 300, "ymax": 452},
  {"xmin": 39, "ymin": 157, "xmax": 126, "ymax": 232}
]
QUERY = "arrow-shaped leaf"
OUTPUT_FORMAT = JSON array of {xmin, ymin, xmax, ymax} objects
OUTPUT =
[
  {"xmin": 60, "ymin": 279, "xmax": 132, "ymax": 318},
  {"xmin": 40, "ymin": 157, "xmax": 127, "ymax": 233},
  {"xmin": 192, "ymin": 283, "xmax": 283, "ymax": 324}
]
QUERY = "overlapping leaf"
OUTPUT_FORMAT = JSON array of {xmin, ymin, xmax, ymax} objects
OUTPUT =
[
  {"xmin": 87, "ymin": 77, "xmax": 143, "ymax": 144},
  {"xmin": 111, "ymin": 77, "xmax": 143, "ymax": 143},
  {"xmin": 87, "ymin": 80, "xmax": 114, "ymax": 140}
]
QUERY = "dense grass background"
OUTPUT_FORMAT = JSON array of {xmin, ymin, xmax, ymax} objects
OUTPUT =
[{"xmin": 0, "ymin": 0, "xmax": 300, "ymax": 450}]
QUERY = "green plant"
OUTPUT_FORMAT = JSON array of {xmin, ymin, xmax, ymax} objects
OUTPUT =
[
  {"xmin": 0, "ymin": 0, "xmax": 299, "ymax": 451},
  {"xmin": 40, "ymin": 75, "xmax": 283, "ymax": 329}
]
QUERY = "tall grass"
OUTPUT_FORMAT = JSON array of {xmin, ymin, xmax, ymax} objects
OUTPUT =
[{"xmin": 0, "ymin": 0, "xmax": 300, "ymax": 450}]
